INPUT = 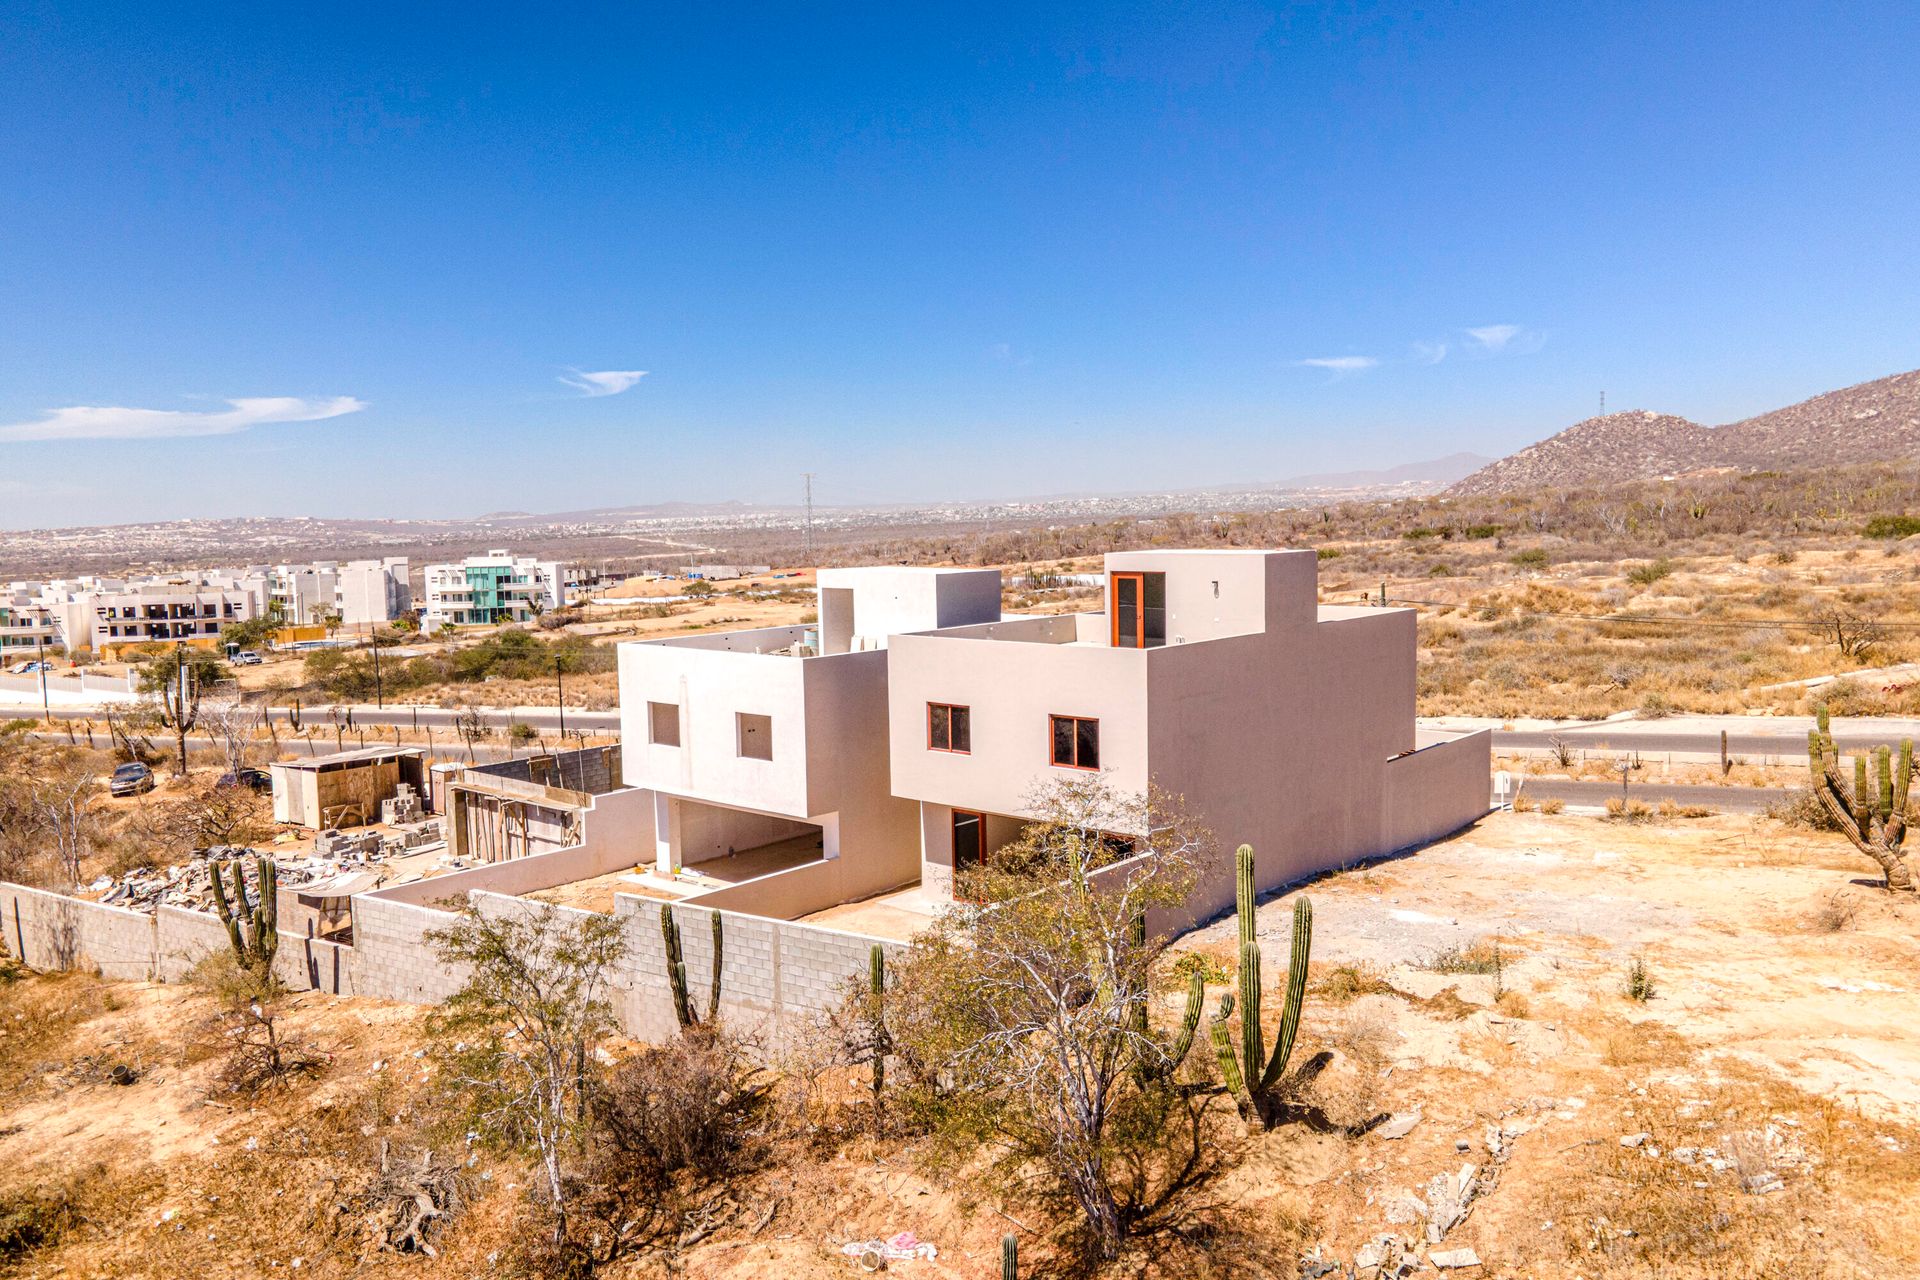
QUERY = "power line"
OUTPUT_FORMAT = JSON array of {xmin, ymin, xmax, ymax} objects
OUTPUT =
[{"xmin": 801, "ymin": 472, "xmax": 816, "ymax": 563}]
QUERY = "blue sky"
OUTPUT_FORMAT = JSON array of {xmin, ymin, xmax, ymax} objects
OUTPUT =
[{"xmin": 2, "ymin": 2, "xmax": 1917, "ymax": 527}]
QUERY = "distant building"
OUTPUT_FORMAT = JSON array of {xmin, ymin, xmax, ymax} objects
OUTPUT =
[
  {"xmin": 223, "ymin": 558, "xmax": 411, "ymax": 628},
  {"xmin": 0, "ymin": 593, "xmax": 57, "ymax": 657},
  {"xmin": 682, "ymin": 563, "xmax": 772, "ymax": 581},
  {"xmin": 45, "ymin": 579, "xmax": 255, "ymax": 654},
  {"xmin": 421, "ymin": 550, "xmax": 564, "ymax": 628}
]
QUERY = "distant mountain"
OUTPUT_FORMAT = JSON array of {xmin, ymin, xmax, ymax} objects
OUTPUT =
[
  {"xmin": 1280, "ymin": 452, "xmax": 1493, "ymax": 491},
  {"xmin": 1449, "ymin": 368, "xmax": 1920, "ymax": 496}
]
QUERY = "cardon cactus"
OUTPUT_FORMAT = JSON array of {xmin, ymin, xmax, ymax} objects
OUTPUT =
[
  {"xmin": 1002, "ymin": 1232, "xmax": 1018, "ymax": 1280},
  {"xmin": 1209, "ymin": 844, "xmax": 1314, "ymax": 1125},
  {"xmin": 1131, "ymin": 912, "xmax": 1208, "ymax": 1083},
  {"xmin": 868, "ymin": 944, "xmax": 890, "ymax": 1112},
  {"xmin": 661, "ymin": 906, "xmax": 724, "ymax": 1029},
  {"xmin": 208, "ymin": 855, "xmax": 278, "ymax": 971},
  {"xmin": 1807, "ymin": 704, "xmax": 1915, "ymax": 891}
]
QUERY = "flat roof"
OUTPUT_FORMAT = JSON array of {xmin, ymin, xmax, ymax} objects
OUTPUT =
[{"xmin": 273, "ymin": 745, "xmax": 426, "ymax": 772}]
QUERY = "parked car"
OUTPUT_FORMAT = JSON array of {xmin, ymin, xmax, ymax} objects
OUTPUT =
[
  {"xmin": 7, "ymin": 660, "xmax": 51, "ymax": 674},
  {"xmin": 217, "ymin": 767, "xmax": 272, "ymax": 794},
  {"xmin": 230, "ymin": 650, "xmax": 264, "ymax": 666},
  {"xmin": 109, "ymin": 762, "xmax": 155, "ymax": 796}
]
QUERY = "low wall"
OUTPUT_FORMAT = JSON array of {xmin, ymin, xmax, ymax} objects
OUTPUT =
[
  {"xmin": 0, "ymin": 883, "xmax": 156, "ymax": 979},
  {"xmin": 1382, "ymin": 729, "xmax": 1492, "ymax": 853},
  {"xmin": 347, "ymin": 894, "xmax": 468, "ymax": 1004}
]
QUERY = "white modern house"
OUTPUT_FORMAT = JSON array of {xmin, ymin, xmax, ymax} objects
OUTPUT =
[
  {"xmin": 422, "ymin": 551, "xmax": 565, "ymax": 628},
  {"xmin": 616, "ymin": 552, "xmax": 1489, "ymax": 924}
]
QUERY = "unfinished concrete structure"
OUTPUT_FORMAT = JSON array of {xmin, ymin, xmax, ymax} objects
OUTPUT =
[
  {"xmin": 444, "ymin": 745, "xmax": 626, "ymax": 863},
  {"xmin": 271, "ymin": 746, "xmax": 429, "ymax": 829}
]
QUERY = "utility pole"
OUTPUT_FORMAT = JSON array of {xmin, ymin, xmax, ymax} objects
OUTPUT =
[
  {"xmin": 555, "ymin": 656, "xmax": 566, "ymax": 740},
  {"xmin": 1599, "ymin": 390, "xmax": 1606, "ymax": 416},
  {"xmin": 35, "ymin": 623, "xmax": 49, "ymax": 723},
  {"xmin": 802, "ymin": 471, "xmax": 816, "ymax": 564},
  {"xmin": 371, "ymin": 631, "xmax": 384, "ymax": 708}
]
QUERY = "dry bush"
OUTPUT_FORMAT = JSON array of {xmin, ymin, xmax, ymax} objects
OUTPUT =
[
  {"xmin": 1313, "ymin": 962, "xmax": 1394, "ymax": 1004},
  {"xmin": 1808, "ymin": 890, "xmax": 1859, "ymax": 933},
  {"xmin": 1422, "ymin": 937, "xmax": 1503, "ymax": 975},
  {"xmin": 1606, "ymin": 798, "xmax": 1656, "ymax": 823},
  {"xmin": 597, "ymin": 1025, "xmax": 775, "ymax": 1181},
  {"xmin": 1766, "ymin": 787, "xmax": 1845, "ymax": 832},
  {"xmin": 208, "ymin": 1000, "xmax": 325, "ymax": 1096},
  {"xmin": 1539, "ymin": 797, "xmax": 1566, "ymax": 815}
]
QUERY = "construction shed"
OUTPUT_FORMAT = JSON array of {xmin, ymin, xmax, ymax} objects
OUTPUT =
[
  {"xmin": 444, "ymin": 745, "xmax": 624, "ymax": 864},
  {"xmin": 271, "ymin": 747, "xmax": 429, "ymax": 830}
]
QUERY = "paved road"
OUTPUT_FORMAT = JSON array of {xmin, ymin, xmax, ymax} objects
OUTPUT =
[
  {"xmin": 1486, "ymin": 715, "xmax": 1920, "ymax": 760},
  {"xmin": 1513, "ymin": 778, "xmax": 1794, "ymax": 814},
  {"xmin": 10, "ymin": 702, "xmax": 622, "ymax": 733}
]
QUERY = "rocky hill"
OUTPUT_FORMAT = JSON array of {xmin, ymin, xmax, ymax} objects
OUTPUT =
[{"xmin": 1449, "ymin": 367, "xmax": 1920, "ymax": 496}]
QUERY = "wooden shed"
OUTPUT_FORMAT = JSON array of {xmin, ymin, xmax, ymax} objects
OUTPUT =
[{"xmin": 270, "ymin": 746, "xmax": 429, "ymax": 829}]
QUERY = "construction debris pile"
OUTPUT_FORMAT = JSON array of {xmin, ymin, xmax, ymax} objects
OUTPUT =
[{"xmin": 87, "ymin": 815, "xmax": 449, "ymax": 916}]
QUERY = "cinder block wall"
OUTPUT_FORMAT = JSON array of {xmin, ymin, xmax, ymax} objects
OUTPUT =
[{"xmin": 0, "ymin": 884, "xmax": 157, "ymax": 980}]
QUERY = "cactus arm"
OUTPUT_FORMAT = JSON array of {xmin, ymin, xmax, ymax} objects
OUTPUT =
[
  {"xmin": 707, "ymin": 910, "xmax": 724, "ymax": 1021},
  {"xmin": 1891, "ymin": 741, "xmax": 1913, "ymax": 848},
  {"xmin": 1002, "ymin": 1233, "xmax": 1019, "ymax": 1280},
  {"xmin": 257, "ymin": 857, "xmax": 278, "ymax": 968},
  {"xmin": 1237, "ymin": 939, "xmax": 1263, "ymax": 1087},
  {"xmin": 1235, "ymin": 844, "xmax": 1256, "ymax": 950},
  {"xmin": 1165, "ymin": 968, "xmax": 1205, "ymax": 1071},
  {"xmin": 1210, "ymin": 993, "xmax": 1245, "ymax": 1099},
  {"xmin": 1855, "ymin": 755, "xmax": 1873, "ymax": 836},
  {"xmin": 869, "ymin": 944, "xmax": 888, "ymax": 1102},
  {"xmin": 1258, "ymin": 896, "xmax": 1313, "ymax": 1091},
  {"xmin": 210, "ymin": 862, "xmax": 245, "ymax": 958},
  {"xmin": 661, "ymin": 906, "xmax": 695, "ymax": 1028}
]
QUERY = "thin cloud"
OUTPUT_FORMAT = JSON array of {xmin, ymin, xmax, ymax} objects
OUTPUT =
[
  {"xmin": 1464, "ymin": 324, "xmax": 1544, "ymax": 355},
  {"xmin": 559, "ymin": 368, "xmax": 648, "ymax": 397},
  {"xmin": 1411, "ymin": 340, "xmax": 1449, "ymax": 365},
  {"xmin": 1297, "ymin": 356, "xmax": 1378, "ymax": 376},
  {"xmin": 0, "ymin": 395, "xmax": 365, "ymax": 444}
]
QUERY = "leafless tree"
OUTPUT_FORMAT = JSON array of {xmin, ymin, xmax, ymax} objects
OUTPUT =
[
  {"xmin": 201, "ymin": 686, "xmax": 269, "ymax": 778},
  {"xmin": 1813, "ymin": 607, "xmax": 1888, "ymax": 663}
]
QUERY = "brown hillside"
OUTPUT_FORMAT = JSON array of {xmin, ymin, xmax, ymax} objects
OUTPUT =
[{"xmin": 1449, "ymin": 367, "xmax": 1920, "ymax": 495}]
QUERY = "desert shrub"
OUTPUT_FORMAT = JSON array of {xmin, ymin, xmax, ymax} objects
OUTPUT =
[
  {"xmin": 1624, "ymin": 955, "xmax": 1656, "ymax": 1002},
  {"xmin": 1638, "ymin": 691, "xmax": 1676, "ymax": 718},
  {"xmin": 1509, "ymin": 548, "xmax": 1549, "ymax": 568},
  {"xmin": 1170, "ymin": 951, "xmax": 1228, "ymax": 985},
  {"xmin": 1817, "ymin": 678, "xmax": 1883, "ymax": 717},
  {"xmin": 1863, "ymin": 515, "xmax": 1920, "ymax": 539},
  {"xmin": 0, "ymin": 1182, "xmax": 82, "ymax": 1262},
  {"xmin": 1539, "ymin": 797, "xmax": 1565, "ymax": 815},
  {"xmin": 1402, "ymin": 526, "xmax": 1445, "ymax": 541},
  {"xmin": 1462, "ymin": 523, "xmax": 1503, "ymax": 539},
  {"xmin": 1809, "ymin": 890, "xmax": 1858, "ymax": 933},
  {"xmin": 1316, "ymin": 546, "xmax": 1343, "ymax": 560},
  {"xmin": 1605, "ymin": 798, "xmax": 1655, "ymax": 823},
  {"xmin": 1767, "ymin": 787, "xmax": 1843, "ymax": 832},
  {"xmin": 594, "ymin": 1025, "xmax": 774, "ymax": 1180},
  {"xmin": 1626, "ymin": 558, "xmax": 1677, "ymax": 585},
  {"xmin": 1315, "ymin": 963, "xmax": 1393, "ymax": 1003},
  {"xmin": 1427, "ymin": 562, "xmax": 1452, "ymax": 577},
  {"xmin": 1423, "ymin": 938, "xmax": 1502, "ymax": 975}
]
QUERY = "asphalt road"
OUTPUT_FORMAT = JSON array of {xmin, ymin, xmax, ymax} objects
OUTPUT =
[
  {"xmin": 13, "ymin": 702, "xmax": 622, "ymax": 732},
  {"xmin": 1489, "ymin": 719, "xmax": 1920, "ymax": 760},
  {"xmin": 1513, "ymin": 778, "xmax": 1794, "ymax": 814}
]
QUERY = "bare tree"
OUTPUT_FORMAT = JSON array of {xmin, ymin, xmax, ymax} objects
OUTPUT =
[
  {"xmin": 453, "ymin": 706, "xmax": 487, "ymax": 762},
  {"xmin": 36, "ymin": 762, "xmax": 103, "ymax": 890},
  {"xmin": 427, "ymin": 902, "xmax": 628, "ymax": 1247},
  {"xmin": 138, "ymin": 646, "xmax": 224, "ymax": 776},
  {"xmin": 201, "ymin": 686, "xmax": 269, "ymax": 778},
  {"xmin": 1813, "ymin": 607, "xmax": 1888, "ymax": 663}
]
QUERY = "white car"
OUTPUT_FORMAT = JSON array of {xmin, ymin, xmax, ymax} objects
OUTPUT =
[
  {"xmin": 230, "ymin": 650, "xmax": 264, "ymax": 666},
  {"xmin": 7, "ymin": 660, "xmax": 51, "ymax": 674}
]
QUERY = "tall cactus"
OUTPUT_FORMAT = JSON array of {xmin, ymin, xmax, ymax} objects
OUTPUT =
[
  {"xmin": 1209, "ymin": 844, "xmax": 1314, "ymax": 1124},
  {"xmin": 1001, "ymin": 1232, "xmax": 1019, "ymax": 1280},
  {"xmin": 661, "ymin": 906, "xmax": 725, "ymax": 1029},
  {"xmin": 1808, "ymin": 704, "xmax": 1915, "ymax": 892},
  {"xmin": 208, "ymin": 855, "xmax": 278, "ymax": 971},
  {"xmin": 867, "ymin": 944, "xmax": 891, "ymax": 1122}
]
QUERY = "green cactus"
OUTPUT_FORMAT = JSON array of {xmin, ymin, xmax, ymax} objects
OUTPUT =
[
  {"xmin": 661, "ymin": 906, "xmax": 724, "ymax": 1029},
  {"xmin": 1209, "ymin": 844, "xmax": 1313, "ymax": 1124},
  {"xmin": 1001, "ymin": 1232, "xmax": 1018, "ymax": 1280},
  {"xmin": 1807, "ymin": 704, "xmax": 1914, "ymax": 892},
  {"xmin": 208, "ymin": 855, "xmax": 278, "ymax": 971},
  {"xmin": 869, "ymin": 944, "xmax": 889, "ymax": 1109}
]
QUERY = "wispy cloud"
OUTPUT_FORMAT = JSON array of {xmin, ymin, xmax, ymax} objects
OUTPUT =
[
  {"xmin": 0, "ymin": 395, "xmax": 365, "ymax": 444},
  {"xmin": 1464, "ymin": 324, "xmax": 1544, "ymax": 355},
  {"xmin": 1297, "ymin": 356, "xmax": 1378, "ymax": 375},
  {"xmin": 1411, "ymin": 339, "xmax": 1449, "ymax": 365},
  {"xmin": 559, "ymin": 368, "xmax": 648, "ymax": 397}
]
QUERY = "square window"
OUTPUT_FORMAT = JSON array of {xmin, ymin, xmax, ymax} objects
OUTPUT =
[
  {"xmin": 736, "ymin": 712, "xmax": 773, "ymax": 760},
  {"xmin": 1049, "ymin": 714, "xmax": 1099, "ymax": 770},
  {"xmin": 648, "ymin": 700, "xmax": 681, "ymax": 747},
  {"xmin": 927, "ymin": 702, "xmax": 971, "ymax": 753}
]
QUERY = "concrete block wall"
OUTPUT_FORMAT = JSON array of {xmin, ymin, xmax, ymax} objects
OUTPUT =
[
  {"xmin": 1383, "ymin": 730, "xmax": 1493, "ymax": 853},
  {"xmin": 0, "ymin": 883, "xmax": 156, "ymax": 980},
  {"xmin": 347, "ymin": 894, "xmax": 468, "ymax": 1004},
  {"xmin": 153, "ymin": 904, "xmax": 232, "ymax": 981}
]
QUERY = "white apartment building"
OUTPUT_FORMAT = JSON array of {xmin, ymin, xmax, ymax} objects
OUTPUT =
[
  {"xmin": 45, "ymin": 580, "xmax": 255, "ymax": 654},
  {"xmin": 0, "ymin": 591, "xmax": 58, "ymax": 657},
  {"xmin": 421, "ymin": 551, "xmax": 564, "ymax": 628},
  {"xmin": 226, "ymin": 558, "xmax": 411, "ymax": 628}
]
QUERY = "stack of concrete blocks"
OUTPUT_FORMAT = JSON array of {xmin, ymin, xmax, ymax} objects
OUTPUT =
[
  {"xmin": 380, "ymin": 783, "xmax": 425, "ymax": 827},
  {"xmin": 389, "ymin": 818, "xmax": 442, "ymax": 850},
  {"xmin": 315, "ymin": 828, "xmax": 382, "ymax": 858}
]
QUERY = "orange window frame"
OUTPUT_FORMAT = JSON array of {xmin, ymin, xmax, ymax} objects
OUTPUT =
[
  {"xmin": 927, "ymin": 702, "xmax": 971, "ymax": 754},
  {"xmin": 1049, "ymin": 714, "xmax": 1100, "ymax": 770}
]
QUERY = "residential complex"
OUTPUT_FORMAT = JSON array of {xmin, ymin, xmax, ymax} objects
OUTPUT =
[
  {"xmin": 422, "ymin": 550, "xmax": 565, "ymax": 627},
  {"xmin": 224, "ymin": 557, "xmax": 412, "ymax": 627}
]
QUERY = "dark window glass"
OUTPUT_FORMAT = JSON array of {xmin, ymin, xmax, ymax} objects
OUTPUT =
[
  {"xmin": 1077, "ymin": 717, "xmax": 1100, "ymax": 769},
  {"xmin": 1143, "ymin": 572, "xmax": 1166, "ymax": 647},
  {"xmin": 951, "ymin": 705, "xmax": 970, "ymax": 752},
  {"xmin": 1052, "ymin": 715, "xmax": 1075, "ymax": 766},
  {"xmin": 1051, "ymin": 715, "xmax": 1100, "ymax": 769},
  {"xmin": 929, "ymin": 703, "xmax": 950, "ymax": 747},
  {"xmin": 1115, "ymin": 574, "xmax": 1139, "ymax": 648},
  {"xmin": 953, "ymin": 810, "xmax": 984, "ymax": 872}
]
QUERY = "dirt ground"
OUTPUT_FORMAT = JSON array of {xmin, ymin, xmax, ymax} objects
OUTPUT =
[{"xmin": 4, "ymin": 810, "xmax": 1918, "ymax": 1277}]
